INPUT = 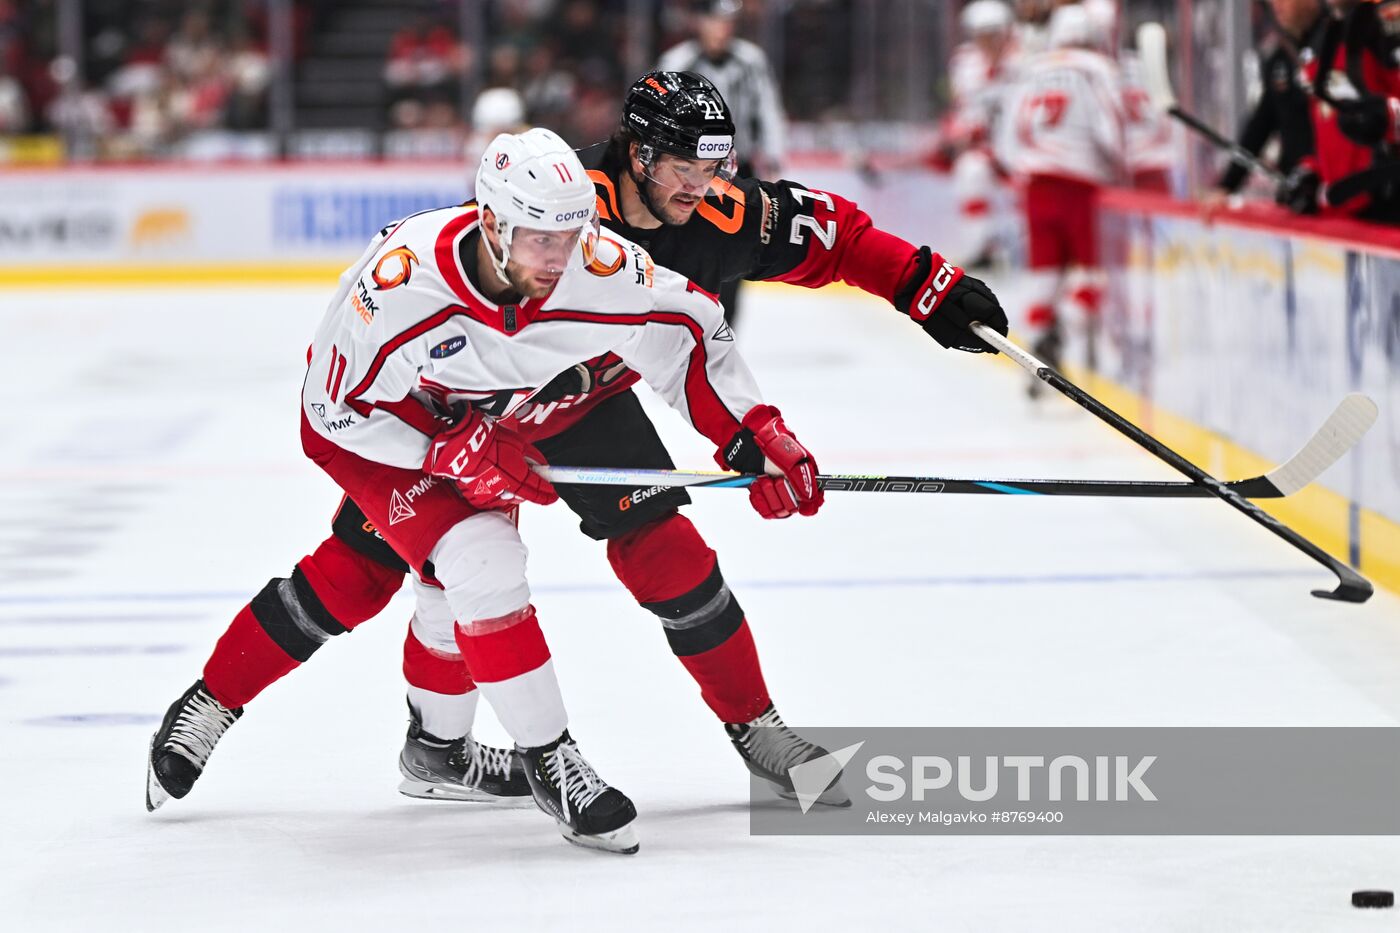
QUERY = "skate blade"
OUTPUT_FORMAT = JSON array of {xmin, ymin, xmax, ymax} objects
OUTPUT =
[
  {"xmin": 145, "ymin": 737, "xmax": 170, "ymax": 812},
  {"xmin": 397, "ymin": 777, "xmax": 534, "ymax": 806},
  {"xmin": 778, "ymin": 782, "xmax": 852, "ymax": 809},
  {"xmin": 560, "ymin": 822, "xmax": 640, "ymax": 855}
]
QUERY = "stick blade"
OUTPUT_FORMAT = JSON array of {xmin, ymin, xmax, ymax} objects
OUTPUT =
[
  {"xmin": 1264, "ymin": 394, "xmax": 1378, "ymax": 496},
  {"xmin": 1136, "ymin": 22, "xmax": 1177, "ymax": 112}
]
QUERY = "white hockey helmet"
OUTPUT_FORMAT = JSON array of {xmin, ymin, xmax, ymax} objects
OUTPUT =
[
  {"xmin": 961, "ymin": 0, "xmax": 1013, "ymax": 36},
  {"xmin": 1082, "ymin": 0, "xmax": 1117, "ymax": 48},
  {"xmin": 474, "ymin": 127, "xmax": 598, "ymax": 286},
  {"xmin": 1048, "ymin": 3, "xmax": 1093, "ymax": 49},
  {"xmin": 471, "ymin": 87, "xmax": 525, "ymax": 134}
]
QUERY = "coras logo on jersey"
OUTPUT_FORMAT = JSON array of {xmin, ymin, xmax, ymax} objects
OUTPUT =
[
  {"xmin": 372, "ymin": 246, "xmax": 419, "ymax": 290},
  {"xmin": 430, "ymin": 336, "xmax": 467, "ymax": 359}
]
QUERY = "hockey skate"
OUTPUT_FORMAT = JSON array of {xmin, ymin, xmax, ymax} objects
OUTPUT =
[
  {"xmin": 725, "ymin": 704, "xmax": 851, "ymax": 808},
  {"xmin": 519, "ymin": 732, "xmax": 639, "ymax": 854},
  {"xmin": 398, "ymin": 705, "xmax": 532, "ymax": 803},
  {"xmin": 146, "ymin": 679, "xmax": 242, "ymax": 812},
  {"xmin": 1026, "ymin": 323, "xmax": 1064, "ymax": 400}
]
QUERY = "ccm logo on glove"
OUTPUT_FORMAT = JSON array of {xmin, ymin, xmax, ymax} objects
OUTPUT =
[{"xmin": 911, "ymin": 260, "xmax": 963, "ymax": 322}]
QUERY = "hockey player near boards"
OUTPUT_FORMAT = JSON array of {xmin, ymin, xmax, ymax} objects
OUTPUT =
[
  {"xmin": 146, "ymin": 72, "xmax": 1009, "ymax": 820},
  {"xmin": 995, "ymin": 4, "xmax": 1128, "ymax": 394},
  {"xmin": 1278, "ymin": 0, "xmax": 1400, "ymax": 218}
]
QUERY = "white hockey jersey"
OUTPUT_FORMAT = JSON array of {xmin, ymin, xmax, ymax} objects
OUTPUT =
[
  {"xmin": 995, "ymin": 47, "xmax": 1127, "ymax": 185},
  {"xmin": 303, "ymin": 203, "xmax": 762, "ymax": 470}
]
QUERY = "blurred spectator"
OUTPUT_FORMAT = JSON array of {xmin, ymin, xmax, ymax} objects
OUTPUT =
[
  {"xmin": 657, "ymin": 0, "xmax": 786, "ymax": 178},
  {"xmin": 384, "ymin": 14, "xmax": 468, "ymax": 130},
  {"xmin": 1281, "ymin": 0, "xmax": 1400, "ymax": 220},
  {"xmin": 1201, "ymin": 0, "xmax": 1319, "ymax": 215},
  {"xmin": 0, "ymin": 62, "xmax": 27, "ymax": 132}
]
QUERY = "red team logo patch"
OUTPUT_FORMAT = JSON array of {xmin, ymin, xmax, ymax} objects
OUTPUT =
[{"xmin": 495, "ymin": 152, "xmax": 509, "ymax": 170}]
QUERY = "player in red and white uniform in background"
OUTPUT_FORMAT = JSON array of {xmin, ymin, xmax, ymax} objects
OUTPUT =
[
  {"xmin": 995, "ymin": 2, "xmax": 1128, "ymax": 394},
  {"xmin": 151, "ymin": 127, "xmax": 830, "ymax": 855},
  {"xmin": 937, "ymin": 0, "xmax": 1021, "ymax": 267},
  {"xmin": 1014, "ymin": 0, "xmax": 1056, "ymax": 55},
  {"xmin": 1082, "ymin": 0, "xmax": 1178, "ymax": 192}
]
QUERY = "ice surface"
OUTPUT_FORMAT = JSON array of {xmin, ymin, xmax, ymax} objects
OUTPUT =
[{"xmin": 2, "ymin": 278, "xmax": 1398, "ymax": 931}]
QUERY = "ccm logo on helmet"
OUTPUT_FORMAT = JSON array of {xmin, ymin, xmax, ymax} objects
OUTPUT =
[{"xmin": 554, "ymin": 208, "xmax": 592, "ymax": 223}]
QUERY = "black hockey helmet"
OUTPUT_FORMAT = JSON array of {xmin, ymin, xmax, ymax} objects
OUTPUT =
[{"xmin": 622, "ymin": 71, "xmax": 736, "ymax": 167}]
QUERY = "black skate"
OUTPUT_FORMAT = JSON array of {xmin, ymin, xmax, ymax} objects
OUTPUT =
[
  {"xmin": 1027, "ymin": 324, "xmax": 1064, "ymax": 400},
  {"xmin": 398, "ymin": 705, "xmax": 531, "ymax": 803},
  {"xmin": 725, "ymin": 704, "xmax": 851, "ymax": 808},
  {"xmin": 146, "ymin": 679, "xmax": 242, "ymax": 812},
  {"xmin": 519, "ymin": 731, "xmax": 639, "ymax": 854}
]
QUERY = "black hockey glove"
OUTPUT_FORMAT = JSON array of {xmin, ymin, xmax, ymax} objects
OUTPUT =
[
  {"xmin": 893, "ymin": 246, "xmax": 1008, "ymax": 354},
  {"xmin": 1276, "ymin": 166, "xmax": 1321, "ymax": 215},
  {"xmin": 533, "ymin": 363, "xmax": 592, "ymax": 404},
  {"xmin": 1336, "ymin": 97, "xmax": 1391, "ymax": 148}
]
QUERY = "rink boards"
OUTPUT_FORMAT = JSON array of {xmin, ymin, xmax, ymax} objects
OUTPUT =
[{"xmin": 1099, "ymin": 191, "xmax": 1400, "ymax": 595}]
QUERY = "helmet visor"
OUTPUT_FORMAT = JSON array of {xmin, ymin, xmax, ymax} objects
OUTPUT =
[
  {"xmin": 507, "ymin": 216, "xmax": 597, "ymax": 274},
  {"xmin": 642, "ymin": 150, "xmax": 738, "ymax": 193}
]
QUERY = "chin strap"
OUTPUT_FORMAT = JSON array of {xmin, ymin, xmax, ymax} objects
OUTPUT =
[{"xmin": 482, "ymin": 216, "xmax": 514, "ymax": 287}]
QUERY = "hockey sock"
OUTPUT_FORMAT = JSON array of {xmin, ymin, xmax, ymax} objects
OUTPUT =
[
  {"xmin": 403, "ymin": 624, "xmax": 479, "ymax": 739},
  {"xmin": 453, "ymin": 605, "xmax": 565, "ymax": 748},
  {"xmin": 608, "ymin": 514, "xmax": 771, "ymax": 725},
  {"xmin": 202, "ymin": 535, "xmax": 403, "ymax": 709}
]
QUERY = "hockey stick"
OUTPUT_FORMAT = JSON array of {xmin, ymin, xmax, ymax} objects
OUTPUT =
[
  {"xmin": 969, "ymin": 322, "xmax": 1375, "ymax": 603},
  {"xmin": 537, "ymin": 393, "xmax": 1372, "ymax": 499},
  {"xmin": 1136, "ymin": 22, "xmax": 1287, "ymax": 184}
]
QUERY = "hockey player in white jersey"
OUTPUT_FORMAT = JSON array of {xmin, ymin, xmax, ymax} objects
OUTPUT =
[
  {"xmin": 295, "ymin": 127, "xmax": 823, "ymax": 854},
  {"xmin": 995, "ymin": 2, "xmax": 1128, "ymax": 394},
  {"xmin": 940, "ymin": 0, "xmax": 1020, "ymax": 267}
]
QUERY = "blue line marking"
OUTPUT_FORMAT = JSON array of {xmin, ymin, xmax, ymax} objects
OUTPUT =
[
  {"xmin": 974, "ymin": 481, "xmax": 1041, "ymax": 495},
  {"xmin": 0, "ymin": 568, "xmax": 1314, "ymax": 610},
  {"xmin": 24, "ymin": 713, "xmax": 161, "ymax": 727},
  {"xmin": 0, "ymin": 645, "xmax": 186, "ymax": 657}
]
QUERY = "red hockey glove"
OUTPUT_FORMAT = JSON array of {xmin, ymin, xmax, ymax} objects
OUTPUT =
[
  {"xmin": 423, "ymin": 409, "xmax": 558, "ymax": 510},
  {"xmin": 716, "ymin": 405, "xmax": 823, "ymax": 519},
  {"xmin": 893, "ymin": 246, "xmax": 1008, "ymax": 353}
]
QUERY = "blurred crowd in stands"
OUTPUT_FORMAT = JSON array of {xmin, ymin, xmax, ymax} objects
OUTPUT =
[{"xmin": 0, "ymin": 1, "xmax": 322, "ymax": 156}]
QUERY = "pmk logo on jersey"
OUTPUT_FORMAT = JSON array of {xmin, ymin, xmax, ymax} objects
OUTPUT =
[
  {"xmin": 388, "ymin": 475, "xmax": 437, "ymax": 525},
  {"xmin": 495, "ymin": 152, "xmax": 510, "ymax": 170},
  {"xmin": 430, "ymin": 336, "xmax": 467, "ymax": 359},
  {"xmin": 372, "ymin": 246, "xmax": 419, "ymax": 291},
  {"xmin": 695, "ymin": 135, "xmax": 732, "ymax": 158}
]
